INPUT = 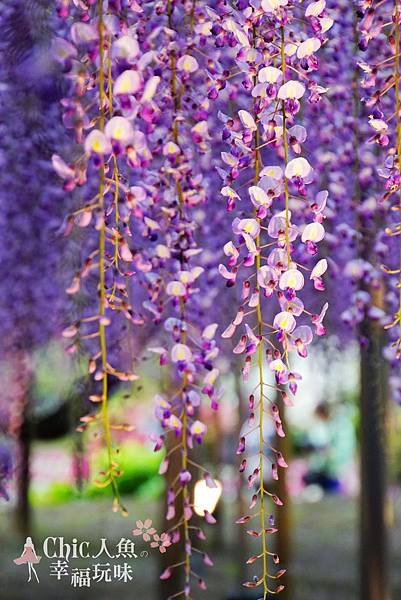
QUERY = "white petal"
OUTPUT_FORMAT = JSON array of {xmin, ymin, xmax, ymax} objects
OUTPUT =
[
  {"xmin": 305, "ymin": 0, "xmax": 326, "ymax": 17},
  {"xmin": 177, "ymin": 54, "xmax": 198, "ymax": 73},
  {"xmin": 238, "ymin": 110, "xmax": 257, "ymax": 131},
  {"xmin": 258, "ymin": 66, "xmax": 282, "ymax": 84},
  {"xmin": 105, "ymin": 116, "xmax": 134, "ymax": 144},
  {"xmin": 141, "ymin": 76, "xmax": 160, "ymax": 102},
  {"xmin": 285, "ymin": 157, "xmax": 312, "ymax": 179},
  {"xmin": 202, "ymin": 324, "xmax": 218, "ymax": 340},
  {"xmin": 302, "ymin": 222, "xmax": 325, "ymax": 243},
  {"xmin": 166, "ymin": 281, "xmax": 186, "ymax": 296},
  {"xmin": 278, "ymin": 80, "xmax": 305, "ymax": 100},
  {"xmin": 261, "ymin": 0, "xmax": 288, "ymax": 12},
  {"xmin": 279, "ymin": 269, "xmax": 304, "ymax": 291},
  {"xmin": 114, "ymin": 70, "xmax": 141, "ymax": 95},
  {"xmin": 84, "ymin": 130, "xmax": 111, "ymax": 155},
  {"xmin": 249, "ymin": 185, "xmax": 270, "ymax": 207},
  {"xmin": 310, "ymin": 259, "xmax": 328, "ymax": 279},
  {"xmin": 297, "ymin": 38, "xmax": 321, "ymax": 59}
]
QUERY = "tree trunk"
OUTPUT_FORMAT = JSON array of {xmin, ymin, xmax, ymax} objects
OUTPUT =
[
  {"xmin": 15, "ymin": 416, "xmax": 31, "ymax": 537},
  {"xmin": 9, "ymin": 351, "xmax": 32, "ymax": 538},
  {"xmin": 359, "ymin": 304, "xmax": 390, "ymax": 600},
  {"xmin": 158, "ymin": 428, "xmax": 184, "ymax": 599}
]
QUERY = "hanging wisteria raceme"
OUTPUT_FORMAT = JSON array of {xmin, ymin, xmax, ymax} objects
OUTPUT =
[
  {"xmin": 358, "ymin": 0, "xmax": 401, "ymax": 400},
  {"xmin": 306, "ymin": 1, "xmax": 373, "ymax": 344},
  {"xmin": 207, "ymin": 0, "xmax": 332, "ymax": 595},
  {"xmin": 52, "ymin": 1, "xmax": 158, "ymax": 514},
  {"xmin": 130, "ymin": 1, "xmax": 223, "ymax": 595}
]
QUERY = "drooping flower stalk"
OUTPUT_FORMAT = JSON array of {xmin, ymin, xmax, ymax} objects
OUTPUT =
[
  {"xmin": 281, "ymin": 25, "xmax": 291, "ymax": 268},
  {"xmin": 137, "ymin": 1, "xmax": 221, "ymax": 595},
  {"xmin": 358, "ymin": 0, "xmax": 401, "ymax": 395},
  {"xmin": 167, "ymin": 0, "xmax": 191, "ymax": 589},
  {"xmin": 106, "ymin": 35, "xmax": 120, "ymax": 300},
  {"xmin": 252, "ymin": 27, "xmax": 268, "ymax": 596},
  {"xmin": 394, "ymin": 0, "xmax": 401, "ymax": 351},
  {"xmin": 210, "ymin": 1, "xmax": 332, "ymax": 593},
  {"xmin": 53, "ymin": 1, "xmax": 150, "ymax": 513}
]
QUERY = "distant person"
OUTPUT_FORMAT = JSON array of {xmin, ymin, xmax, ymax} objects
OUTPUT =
[{"xmin": 302, "ymin": 400, "xmax": 357, "ymax": 494}]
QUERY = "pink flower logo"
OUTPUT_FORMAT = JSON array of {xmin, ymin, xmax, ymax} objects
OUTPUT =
[
  {"xmin": 132, "ymin": 519, "xmax": 157, "ymax": 542},
  {"xmin": 150, "ymin": 532, "xmax": 172, "ymax": 554}
]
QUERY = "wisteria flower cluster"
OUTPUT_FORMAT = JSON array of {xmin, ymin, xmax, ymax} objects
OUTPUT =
[
  {"xmin": 358, "ymin": 0, "xmax": 401, "ymax": 399},
  {"xmin": 53, "ymin": 0, "xmax": 158, "ymax": 514},
  {"xmin": 45, "ymin": 0, "xmax": 401, "ymax": 596},
  {"xmin": 54, "ymin": 0, "xmax": 221, "ymax": 595},
  {"xmin": 207, "ymin": 0, "xmax": 332, "ymax": 595},
  {"xmin": 134, "ymin": 1, "xmax": 223, "ymax": 595}
]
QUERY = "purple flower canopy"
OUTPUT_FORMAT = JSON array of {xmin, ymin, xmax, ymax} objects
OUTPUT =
[{"xmin": 1, "ymin": 0, "xmax": 401, "ymax": 596}]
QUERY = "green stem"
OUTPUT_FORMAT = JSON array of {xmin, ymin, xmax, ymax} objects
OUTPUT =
[
  {"xmin": 97, "ymin": 0, "xmax": 120, "ymax": 509},
  {"xmin": 395, "ymin": 0, "xmax": 401, "ymax": 347},
  {"xmin": 168, "ymin": 0, "xmax": 191, "ymax": 594},
  {"xmin": 106, "ymin": 33, "xmax": 120, "ymax": 301},
  {"xmin": 190, "ymin": 0, "xmax": 196, "ymax": 33},
  {"xmin": 253, "ymin": 22, "xmax": 269, "ymax": 599},
  {"xmin": 280, "ymin": 26, "xmax": 291, "ymax": 266}
]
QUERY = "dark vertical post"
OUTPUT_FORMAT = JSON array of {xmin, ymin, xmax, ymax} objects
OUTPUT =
[
  {"xmin": 15, "ymin": 416, "xmax": 31, "ymax": 537},
  {"xmin": 359, "ymin": 285, "xmax": 390, "ymax": 600},
  {"xmin": 352, "ymin": 9, "xmax": 391, "ymax": 597},
  {"xmin": 11, "ymin": 352, "xmax": 32, "ymax": 538},
  {"xmin": 158, "ymin": 427, "xmax": 184, "ymax": 599}
]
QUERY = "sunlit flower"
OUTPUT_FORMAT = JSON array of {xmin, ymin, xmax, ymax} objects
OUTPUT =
[
  {"xmin": 171, "ymin": 344, "xmax": 193, "ymax": 363},
  {"xmin": 258, "ymin": 66, "xmax": 282, "ymax": 84},
  {"xmin": 190, "ymin": 420, "xmax": 207, "ymax": 444},
  {"xmin": 301, "ymin": 222, "xmax": 325, "ymax": 243},
  {"xmin": 261, "ymin": 0, "xmax": 288, "ymax": 12},
  {"xmin": 163, "ymin": 141, "xmax": 180, "ymax": 157},
  {"xmin": 285, "ymin": 157, "xmax": 312, "ymax": 180},
  {"xmin": 233, "ymin": 218, "xmax": 260, "ymax": 238},
  {"xmin": 238, "ymin": 110, "xmax": 257, "ymax": 131},
  {"xmin": 278, "ymin": 80, "xmax": 306, "ymax": 100},
  {"xmin": 141, "ymin": 76, "xmax": 160, "ymax": 102},
  {"xmin": 279, "ymin": 269, "xmax": 305, "ymax": 291},
  {"xmin": 273, "ymin": 311, "xmax": 296, "ymax": 333},
  {"xmin": 177, "ymin": 54, "xmax": 199, "ymax": 73},
  {"xmin": 105, "ymin": 116, "xmax": 134, "ymax": 145},
  {"xmin": 167, "ymin": 415, "xmax": 182, "ymax": 434},
  {"xmin": 248, "ymin": 186, "xmax": 272, "ymax": 208},
  {"xmin": 291, "ymin": 326, "xmax": 313, "ymax": 358},
  {"xmin": 166, "ymin": 281, "xmax": 186, "ymax": 297},
  {"xmin": 223, "ymin": 241, "xmax": 239, "ymax": 265},
  {"xmin": 111, "ymin": 34, "xmax": 139, "ymax": 63},
  {"xmin": 297, "ymin": 38, "xmax": 321, "ymax": 59},
  {"xmin": 114, "ymin": 70, "xmax": 141, "ymax": 95},
  {"xmin": 310, "ymin": 258, "xmax": 328, "ymax": 290},
  {"xmin": 202, "ymin": 323, "xmax": 218, "ymax": 340},
  {"xmin": 269, "ymin": 359, "xmax": 289, "ymax": 384},
  {"xmin": 84, "ymin": 130, "xmax": 111, "ymax": 155},
  {"xmin": 305, "ymin": 0, "xmax": 326, "ymax": 17}
]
